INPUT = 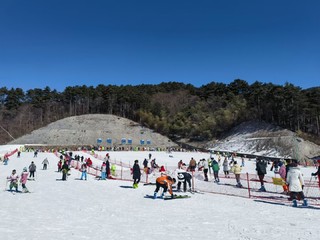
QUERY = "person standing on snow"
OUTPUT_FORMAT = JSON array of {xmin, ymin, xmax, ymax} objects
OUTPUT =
[
  {"xmin": 188, "ymin": 157, "xmax": 197, "ymax": 172},
  {"xmin": 61, "ymin": 161, "xmax": 70, "ymax": 181},
  {"xmin": 231, "ymin": 161, "xmax": 242, "ymax": 187},
  {"xmin": 20, "ymin": 167, "xmax": 29, "ymax": 193},
  {"xmin": 42, "ymin": 158, "xmax": 49, "ymax": 170},
  {"xmin": 211, "ymin": 158, "xmax": 220, "ymax": 183},
  {"xmin": 80, "ymin": 163, "xmax": 87, "ymax": 180},
  {"xmin": 177, "ymin": 171, "xmax": 192, "ymax": 192},
  {"xmin": 100, "ymin": 162, "xmax": 107, "ymax": 180},
  {"xmin": 311, "ymin": 159, "xmax": 320, "ymax": 188},
  {"xmin": 153, "ymin": 175, "xmax": 176, "ymax": 199},
  {"xmin": 286, "ymin": 160, "xmax": 307, "ymax": 207},
  {"xmin": 199, "ymin": 158, "xmax": 209, "ymax": 181},
  {"xmin": 7, "ymin": 169, "xmax": 19, "ymax": 192},
  {"xmin": 256, "ymin": 157, "xmax": 267, "ymax": 192},
  {"xmin": 132, "ymin": 160, "xmax": 141, "ymax": 189},
  {"xmin": 28, "ymin": 161, "xmax": 37, "ymax": 180},
  {"xmin": 222, "ymin": 157, "xmax": 230, "ymax": 178}
]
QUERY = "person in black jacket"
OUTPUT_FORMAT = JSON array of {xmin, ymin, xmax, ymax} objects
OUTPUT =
[
  {"xmin": 311, "ymin": 159, "xmax": 320, "ymax": 188},
  {"xmin": 61, "ymin": 161, "xmax": 70, "ymax": 181},
  {"xmin": 256, "ymin": 157, "xmax": 267, "ymax": 192},
  {"xmin": 177, "ymin": 171, "xmax": 192, "ymax": 192},
  {"xmin": 132, "ymin": 160, "xmax": 141, "ymax": 189}
]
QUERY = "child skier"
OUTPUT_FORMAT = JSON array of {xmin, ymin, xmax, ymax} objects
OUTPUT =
[
  {"xmin": 211, "ymin": 158, "xmax": 220, "ymax": 183},
  {"xmin": 20, "ymin": 167, "xmax": 29, "ymax": 193},
  {"xmin": 7, "ymin": 169, "xmax": 19, "ymax": 192},
  {"xmin": 101, "ymin": 162, "xmax": 107, "ymax": 180}
]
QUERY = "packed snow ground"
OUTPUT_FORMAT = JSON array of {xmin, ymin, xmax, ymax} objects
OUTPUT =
[{"xmin": 0, "ymin": 145, "xmax": 319, "ymax": 240}]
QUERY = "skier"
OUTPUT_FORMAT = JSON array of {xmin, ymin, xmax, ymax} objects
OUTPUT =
[
  {"xmin": 20, "ymin": 167, "xmax": 29, "ymax": 193},
  {"xmin": 256, "ymin": 157, "xmax": 267, "ymax": 192},
  {"xmin": 34, "ymin": 150, "xmax": 38, "ymax": 158},
  {"xmin": 153, "ymin": 175, "xmax": 176, "ymax": 199},
  {"xmin": 211, "ymin": 158, "xmax": 220, "ymax": 183},
  {"xmin": 286, "ymin": 160, "xmax": 307, "ymax": 207},
  {"xmin": 278, "ymin": 161, "xmax": 288, "ymax": 194},
  {"xmin": 132, "ymin": 160, "xmax": 141, "ymax": 189},
  {"xmin": 143, "ymin": 158, "xmax": 149, "ymax": 173},
  {"xmin": 105, "ymin": 158, "xmax": 110, "ymax": 179},
  {"xmin": 42, "ymin": 158, "xmax": 49, "ymax": 170},
  {"xmin": 7, "ymin": 169, "xmax": 19, "ymax": 192},
  {"xmin": 28, "ymin": 161, "xmax": 37, "ymax": 180},
  {"xmin": 3, "ymin": 155, "xmax": 9, "ymax": 165},
  {"xmin": 80, "ymin": 163, "xmax": 87, "ymax": 180},
  {"xmin": 231, "ymin": 161, "xmax": 242, "ymax": 187},
  {"xmin": 177, "ymin": 171, "xmax": 192, "ymax": 192}
]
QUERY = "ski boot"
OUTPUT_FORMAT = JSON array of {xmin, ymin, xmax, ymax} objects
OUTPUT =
[
  {"xmin": 153, "ymin": 192, "xmax": 157, "ymax": 199},
  {"xmin": 259, "ymin": 185, "xmax": 266, "ymax": 192},
  {"xmin": 160, "ymin": 193, "xmax": 164, "ymax": 199},
  {"xmin": 292, "ymin": 199, "xmax": 298, "ymax": 207},
  {"xmin": 302, "ymin": 199, "xmax": 308, "ymax": 207}
]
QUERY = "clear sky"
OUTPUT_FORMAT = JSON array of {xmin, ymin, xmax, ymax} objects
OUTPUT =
[{"xmin": 0, "ymin": 0, "xmax": 319, "ymax": 92}]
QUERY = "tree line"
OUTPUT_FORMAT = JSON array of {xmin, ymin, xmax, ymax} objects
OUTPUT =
[{"xmin": 0, "ymin": 79, "xmax": 319, "ymax": 145}]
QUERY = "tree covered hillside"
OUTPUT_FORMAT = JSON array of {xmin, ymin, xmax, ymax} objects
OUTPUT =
[{"xmin": 0, "ymin": 80, "xmax": 319, "ymax": 145}]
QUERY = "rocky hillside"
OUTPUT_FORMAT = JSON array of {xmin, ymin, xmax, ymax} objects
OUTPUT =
[
  {"xmin": 209, "ymin": 120, "xmax": 320, "ymax": 162},
  {"xmin": 9, "ymin": 114, "xmax": 177, "ymax": 148}
]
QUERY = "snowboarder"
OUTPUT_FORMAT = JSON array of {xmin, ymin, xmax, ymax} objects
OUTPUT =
[
  {"xmin": 7, "ymin": 169, "xmax": 19, "ymax": 192},
  {"xmin": 132, "ymin": 160, "xmax": 141, "ymax": 188},
  {"xmin": 256, "ymin": 157, "xmax": 267, "ymax": 192},
  {"xmin": 177, "ymin": 171, "xmax": 192, "ymax": 192},
  {"xmin": 42, "ymin": 158, "xmax": 49, "ymax": 170},
  {"xmin": 153, "ymin": 175, "xmax": 176, "ymax": 199},
  {"xmin": 28, "ymin": 161, "xmax": 37, "ymax": 180},
  {"xmin": 20, "ymin": 167, "xmax": 29, "ymax": 193},
  {"xmin": 286, "ymin": 160, "xmax": 307, "ymax": 207}
]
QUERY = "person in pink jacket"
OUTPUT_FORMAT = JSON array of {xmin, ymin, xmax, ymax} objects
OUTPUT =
[{"xmin": 20, "ymin": 167, "xmax": 29, "ymax": 193}]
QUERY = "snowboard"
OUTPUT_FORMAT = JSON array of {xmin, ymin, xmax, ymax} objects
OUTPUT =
[{"xmin": 164, "ymin": 194, "xmax": 191, "ymax": 200}]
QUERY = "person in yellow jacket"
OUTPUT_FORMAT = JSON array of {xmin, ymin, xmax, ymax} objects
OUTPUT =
[
  {"xmin": 153, "ymin": 175, "xmax": 176, "ymax": 199},
  {"xmin": 231, "ymin": 161, "xmax": 242, "ymax": 187}
]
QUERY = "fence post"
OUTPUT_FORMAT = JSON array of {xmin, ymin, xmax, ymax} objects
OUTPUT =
[
  {"xmin": 121, "ymin": 161, "xmax": 123, "ymax": 180},
  {"xmin": 192, "ymin": 171, "xmax": 195, "ymax": 191},
  {"xmin": 246, "ymin": 172, "xmax": 251, "ymax": 198}
]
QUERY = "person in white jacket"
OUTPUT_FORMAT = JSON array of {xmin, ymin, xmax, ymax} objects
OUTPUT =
[{"xmin": 286, "ymin": 161, "xmax": 307, "ymax": 207}]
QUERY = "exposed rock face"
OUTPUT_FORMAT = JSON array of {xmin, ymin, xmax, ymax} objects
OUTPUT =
[{"xmin": 9, "ymin": 114, "xmax": 177, "ymax": 148}]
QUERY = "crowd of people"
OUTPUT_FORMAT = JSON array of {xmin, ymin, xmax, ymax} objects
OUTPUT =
[{"xmin": 3, "ymin": 149, "xmax": 319, "ymax": 206}]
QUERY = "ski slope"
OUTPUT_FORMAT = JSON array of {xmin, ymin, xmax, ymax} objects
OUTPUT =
[{"xmin": 0, "ymin": 146, "xmax": 319, "ymax": 240}]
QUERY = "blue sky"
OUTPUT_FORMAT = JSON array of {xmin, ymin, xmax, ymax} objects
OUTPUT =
[{"xmin": 0, "ymin": 0, "xmax": 319, "ymax": 92}]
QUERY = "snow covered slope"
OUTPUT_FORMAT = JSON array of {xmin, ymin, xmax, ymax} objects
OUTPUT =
[{"xmin": 0, "ymin": 146, "xmax": 319, "ymax": 240}]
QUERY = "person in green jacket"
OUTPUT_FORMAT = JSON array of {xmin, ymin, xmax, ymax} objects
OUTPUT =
[{"xmin": 211, "ymin": 159, "xmax": 220, "ymax": 183}]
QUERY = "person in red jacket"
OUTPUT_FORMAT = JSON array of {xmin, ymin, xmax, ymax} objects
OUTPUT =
[{"xmin": 153, "ymin": 175, "xmax": 176, "ymax": 199}]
